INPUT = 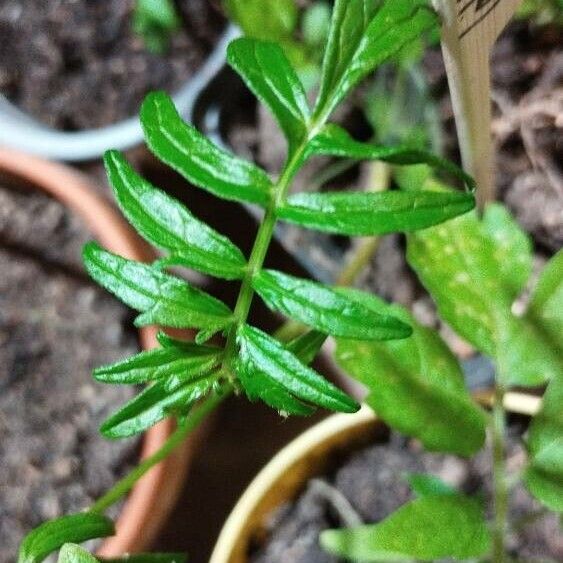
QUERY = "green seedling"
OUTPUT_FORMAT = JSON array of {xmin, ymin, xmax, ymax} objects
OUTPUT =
[
  {"xmin": 133, "ymin": 0, "xmax": 181, "ymax": 54},
  {"xmin": 17, "ymin": 1, "xmax": 560, "ymax": 561}
]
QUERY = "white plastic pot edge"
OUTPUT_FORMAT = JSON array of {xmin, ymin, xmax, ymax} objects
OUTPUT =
[{"xmin": 0, "ymin": 25, "xmax": 239, "ymax": 162}]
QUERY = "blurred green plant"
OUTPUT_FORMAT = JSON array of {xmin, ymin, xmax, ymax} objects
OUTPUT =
[
  {"xmin": 133, "ymin": 0, "xmax": 181, "ymax": 54},
  {"xmin": 224, "ymin": 0, "xmax": 332, "ymax": 89},
  {"xmin": 518, "ymin": 0, "xmax": 563, "ymax": 25},
  {"xmin": 329, "ymin": 169, "xmax": 563, "ymax": 560}
]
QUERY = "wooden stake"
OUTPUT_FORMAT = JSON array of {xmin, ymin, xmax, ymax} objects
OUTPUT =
[{"xmin": 432, "ymin": 0, "xmax": 523, "ymax": 209}]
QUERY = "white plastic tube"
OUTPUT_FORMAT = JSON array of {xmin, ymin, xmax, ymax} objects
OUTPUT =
[{"xmin": 0, "ymin": 26, "xmax": 239, "ymax": 162}]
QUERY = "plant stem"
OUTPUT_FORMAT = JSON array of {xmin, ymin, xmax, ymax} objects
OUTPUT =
[
  {"xmin": 223, "ymin": 121, "xmax": 325, "ymax": 368},
  {"xmin": 336, "ymin": 237, "xmax": 381, "ymax": 287},
  {"xmin": 492, "ymin": 384, "xmax": 508, "ymax": 563},
  {"xmin": 89, "ymin": 389, "xmax": 229, "ymax": 515},
  {"xmin": 309, "ymin": 479, "xmax": 364, "ymax": 528}
]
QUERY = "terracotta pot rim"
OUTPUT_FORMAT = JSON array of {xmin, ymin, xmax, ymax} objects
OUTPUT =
[
  {"xmin": 210, "ymin": 392, "xmax": 542, "ymax": 563},
  {"xmin": 0, "ymin": 147, "xmax": 194, "ymax": 556}
]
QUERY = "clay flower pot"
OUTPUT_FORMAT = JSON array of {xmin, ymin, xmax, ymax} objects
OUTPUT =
[
  {"xmin": 0, "ymin": 147, "xmax": 199, "ymax": 555},
  {"xmin": 210, "ymin": 393, "xmax": 541, "ymax": 563}
]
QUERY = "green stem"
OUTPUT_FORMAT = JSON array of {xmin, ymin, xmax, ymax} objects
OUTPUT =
[
  {"xmin": 223, "ymin": 121, "xmax": 325, "ymax": 369},
  {"xmin": 89, "ymin": 389, "xmax": 229, "ymax": 515},
  {"xmin": 492, "ymin": 384, "xmax": 508, "ymax": 563},
  {"xmin": 336, "ymin": 237, "xmax": 381, "ymax": 287},
  {"xmin": 310, "ymin": 158, "xmax": 356, "ymax": 192},
  {"xmin": 274, "ymin": 319, "xmax": 307, "ymax": 343}
]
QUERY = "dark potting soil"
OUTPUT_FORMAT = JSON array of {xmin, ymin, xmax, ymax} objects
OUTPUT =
[
  {"xmin": 250, "ymin": 426, "xmax": 563, "ymax": 563},
  {"xmin": 0, "ymin": 0, "xmax": 225, "ymax": 130},
  {"xmin": 0, "ymin": 181, "xmax": 141, "ymax": 560}
]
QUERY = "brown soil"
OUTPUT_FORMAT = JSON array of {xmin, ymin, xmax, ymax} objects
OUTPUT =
[
  {"xmin": 0, "ymin": 0, "xmax": 225, "ymax": 130},
  {"xmin": 250, "ymin": 424, "xmax": 563, "ymax": 562},
  {"xmin": 0, "ymin": 180, "xmax": 141, "ymax": 561}
]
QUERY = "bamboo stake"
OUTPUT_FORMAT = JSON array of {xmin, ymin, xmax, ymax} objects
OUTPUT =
[{"xmin": 432, "ymin": 0, "xmax": 523, "ymax": 209}]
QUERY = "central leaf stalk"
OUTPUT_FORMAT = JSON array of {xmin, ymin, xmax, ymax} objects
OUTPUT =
[{"xmin": 223, "ymin": 122, "xmax": 324, "ymax": 372}]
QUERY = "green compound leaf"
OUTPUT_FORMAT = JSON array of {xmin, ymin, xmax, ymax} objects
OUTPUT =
[
  {"xmin": 236, "ymin": 324, "xmax": 359, "ymax": 415},
  {"xmin": 132, "ymin": 0, "xmax": 180, "ymax": 54},
  {"xmin": 225, "ymin": 0, "xmax": 298, "ymax": 42},
  {"xmin": 18, "ymin": 514, "xmax": 114, "ymax": 563},
  {"xmin": 407, "ymin": 203, "xmax": 562, "ymax": 386},
  {"xmin": 58, "ymin": 545, "xmax": 98, "ymax": 563},
  {"xmin": 100, "ymin": 371, "xmax": 219, "ymax": 439},
  {"xmin": 141, "ymin": 92, "xmax": 273, "ymax": 206},
  {"xmin": 315, "ymin": 0, "xmax": 379, "ymax": 114},
  {"xmin": 315, "ymin": 0, "xmax": 438, "ymax": 117},
  {"xmin": 83, "ymin": 242, "xmax": 233, "ymax": 332},
  {"xmin": 406, "ymin": 473, "xmax": 457, "ymax": 498},
  {"xmin": 525, "ymin": 464, "xmax": 563, "ymax": 514},
  {"xmin": 104, "ymin": 151, "xmax": 246, "ymax": 280},
  {"xmin": 481, "ymin": 202, "xmax": 534, "ymax": 298},
  {"xmin": 308, "ymin": 124, "xmax": 476, "ymax": 192},
  {"xmin": 526, "ymin": 249, "xmax": 563, "ymax": 360},
  {"xmin": 253, "ymin": 270, "xmax": 412, "ymax": 340},
  {"xmin": 525, "ymin": 374, "xmax": 563, "ymax": 512},
  {"xmin": 321, "ymin": 494, "xmax": 491, "ymax": 561},
  {"xmin": 94, "ymin": 334, "xmax": 221, "ymax": 385},
  {"xmin": 336, "ymin": 300, "xmax": 486, "ymax": 456},
  {"xmin": 286, "ymin": 330, "xmax": 328, "ymax": 365},
  {"xmin": 278, "ymin": 190, "xmax": 475, "ymax": 236},
  {"xmin": 227, "ymin": 38, "xmax": 310, "ymax": 150}
]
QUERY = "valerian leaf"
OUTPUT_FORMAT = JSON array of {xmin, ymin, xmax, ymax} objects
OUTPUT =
[
  {"xmin": 307, "ymin": 124, "xmax": 475, "ymax": 192},
  {"xmin": 315, "ymin": 0, "xmax": 438, "ymax": 117},
  {"xmin": 18, "ymin": 514, "xmax": 114, "ymax": 563},
  {"xmin": 93, "ymin": 335, "xmax": 221, "ymax": 385},
  {"xmin": 253, "ymin": 270, "xmax": 411, "ymax": 340},
  {"xmin": 141, "ymin": 92, "xmax": 273, "ymax": 206},
  {"xmin": 407, "ymin": 202, "xmax": 562, "ymax": 386},
  {"xmin": 525, "ymin": 374, "xmax": 563, "ymax": 512},
  {"xmin": 227, "ymin": 38, "xmax": 310, "ymax": 150},
  {"xmin": 336, "ymin": 300, "xmax": 486, "ymax": 456},
  {"xmin": 100, "ymin": 373, "xmax": 219, "ymax": 439},
  {"xmin": 83, "ymin": 242, "xmax": 233, "ymax": 331},
  {"xmin": 321, "ymin": 495, "xmax": 491, "ymax": 561},
  {"xmin": 58, "ymin": 545, "xmax": 98, "ymax": 563},
  {"xmin": 235, "ymin": 324, "xmax": 359, "ymax": 415},
  {"xmin": 278, "ymin": 190, "xmax": 475, "ymax": 236},
  {"xmin": 104, "ymin": 150, "xmax": 246, "ymax": 280}
]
